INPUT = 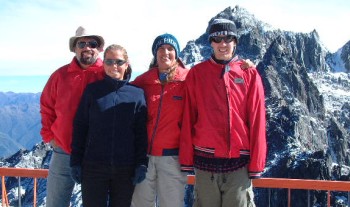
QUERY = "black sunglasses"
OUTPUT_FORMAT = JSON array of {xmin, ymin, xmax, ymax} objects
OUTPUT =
[
  {"xmin": 210, "ymin": 35, "xmax": 235, "ymax": 43},
  {"xmin": 76, "ymin": 41, "xmax": 99, "ymax": 49},
  {"xmin": 104, "ymin": 59, "xmax": 126, "ymax": 66}
]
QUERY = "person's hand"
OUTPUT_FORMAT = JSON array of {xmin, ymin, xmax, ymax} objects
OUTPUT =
[
  {"xmin": 241, "ymin": 59, "xmax": 255, "ymax": 70},
  {"xmin": 49, "ymin": 139, "xmax": 58, "ymax": 148},
  {"xmin": 70, "ymin": 166, "xmax": 82, "ymax": 184},
  {"xmin": 132, "ymin": 165, "xmax": 147, "ymax": 185}
]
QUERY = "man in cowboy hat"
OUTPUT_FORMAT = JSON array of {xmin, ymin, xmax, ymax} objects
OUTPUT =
[{"xmin": 40, "ymin": 26, "xmax": 105, "ymax": 207}]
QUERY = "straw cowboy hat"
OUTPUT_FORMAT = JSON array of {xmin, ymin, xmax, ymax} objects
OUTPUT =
[{"xmin": 69, "ymin": 26, "xmax": 105, "ymax": 52}]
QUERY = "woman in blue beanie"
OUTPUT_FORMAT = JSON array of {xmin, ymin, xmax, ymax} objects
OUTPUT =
[{"xmin": 131, "ymin": 33, "xmax": 189, "ymax": 207}]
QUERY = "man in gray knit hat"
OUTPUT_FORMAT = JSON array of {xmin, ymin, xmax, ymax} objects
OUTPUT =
[{"xmin": 179, "ymin": 18, "xmax": 267, "ymax": 207}]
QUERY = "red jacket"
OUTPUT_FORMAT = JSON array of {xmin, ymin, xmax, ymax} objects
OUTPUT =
[
  {"xmin": 179, "ymin": 57, "xmax": 267, "ymax": 177},
  {"xmin": 132, "ymin": 65, "xmax": 189, "ymax": 156},
  {"xmin": 40, "ymin": 57, "xmax": 104, "ymax": 154}
]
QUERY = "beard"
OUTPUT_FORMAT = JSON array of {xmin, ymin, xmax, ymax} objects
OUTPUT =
[{"xmin": 78, "ymin": 51, "xmax": 98, "ymax": 66}]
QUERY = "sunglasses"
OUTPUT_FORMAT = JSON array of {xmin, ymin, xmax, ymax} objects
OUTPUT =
[
  {"xmin": 76, "ymin": 41, "xmax": 99, "ymax": 49},
  {"xmin": 104, "ymin": 59, "xmax": 127, "ymax": 66},
  {"xmin": 210, "ymin": 35, "xmax": 235, "ymax": 43}
]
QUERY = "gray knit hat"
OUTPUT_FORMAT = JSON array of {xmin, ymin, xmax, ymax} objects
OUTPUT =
[{"xmin": 207, "ymin": 19, "xmax": 238, "ymax": 39}]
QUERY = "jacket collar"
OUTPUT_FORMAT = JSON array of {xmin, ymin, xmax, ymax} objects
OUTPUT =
[
  {"xmin": 144, "ymin": 65, "xmax": 188, "ymax": 84},
  {"xmin": 105, "ymin": 75, "xmax": 128, "ymax": 90},
  {"xmin": 209, "ymin": 55, "xmax": 239, "ymax": 66}
]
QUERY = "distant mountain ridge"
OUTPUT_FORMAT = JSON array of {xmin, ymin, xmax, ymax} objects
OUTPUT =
[
  {"xmin": 0, "ymin": 132, "xmax": 23, "ymax": 158},
  {"xmin": 0, "ymin": 5, "xmax": 349, "ymax": 207},
  {"xmin": 0, "ymin": 92, "xmax": 42, "ymax": 158}
]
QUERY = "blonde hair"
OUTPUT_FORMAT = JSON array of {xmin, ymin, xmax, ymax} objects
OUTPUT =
[
  {"xmin": 148, "ymin": 58, "xmax": 179, "ymax": 84},
  {"xmin": 161, "ymin": 62, "xmax": 178, "ymax": 84}
]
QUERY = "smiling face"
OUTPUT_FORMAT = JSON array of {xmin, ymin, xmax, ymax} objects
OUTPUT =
[
  {"xmin": 156, "ymin": 44, "xmax": 177, "ymax": 72},
  {"xmin": 210, "ymin": 35, "xmax": 236, "ymax": 61},
  {"xmin": 103, "ymin": 48, "xmax": 128, "ymax": 80},
  {"xmin": 74, "ymin": 37, "xmax": 101, "ymax": 69}
]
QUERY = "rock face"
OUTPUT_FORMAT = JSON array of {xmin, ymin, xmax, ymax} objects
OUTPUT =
[
  {"xmin": 0, "ymin": 5, "xmax": 349, "ymax": 207},
  {"xmin": 341, "ymin": 41, "xmax": 350, "ymax": 72},
  {"xmin": 180, "ymin": 6, "xmax": 350, "ymax": 206}
]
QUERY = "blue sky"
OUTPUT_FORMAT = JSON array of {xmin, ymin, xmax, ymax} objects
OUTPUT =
[{"xmin": 0, "ymin": 0, "xmax": 349, "ymax": 92}]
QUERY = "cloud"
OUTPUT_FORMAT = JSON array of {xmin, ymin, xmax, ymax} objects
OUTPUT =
[{"xmin": 0, "ymin": 0, "xmax": 349, "ymax": 76}]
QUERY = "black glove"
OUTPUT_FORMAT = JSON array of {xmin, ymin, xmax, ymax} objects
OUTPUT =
[
  {"xmin": 70, "ymin": 165, "xmax": 82, "ymax": 184},
  {"xmin": 186, "ymin": 170, "xmax": 195, "ymax": 175},
  {"xmin": 132, "ymin": 165, "xmax": 147, "ymax": 185}
]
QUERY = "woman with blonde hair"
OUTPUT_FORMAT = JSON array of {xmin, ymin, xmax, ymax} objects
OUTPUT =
[{"xmin": 70, "ymin": 44, "xmax": 148, "ymax": 207}]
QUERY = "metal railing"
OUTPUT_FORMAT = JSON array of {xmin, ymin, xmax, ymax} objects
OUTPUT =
[
  {"xmin": 0, "ymin": 167, "xmax": 48, "ymax": 207},
  {"xmin": 1, "ymin": 167, "xmax": 350, "ymax": 207}
]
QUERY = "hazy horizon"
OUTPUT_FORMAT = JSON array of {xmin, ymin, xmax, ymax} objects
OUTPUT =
[
  {"xmin": 0, "ymin": 75, "xmax": 48, "ymax": 93},
  {"xmin": 0, "ymin": 73, "xmax": 143, "ymax": 93}
]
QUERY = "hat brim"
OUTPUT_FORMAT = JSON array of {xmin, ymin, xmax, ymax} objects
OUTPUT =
[{"xmin": 69, "ymin": 35, "xmax": 105, "ymax": 52}]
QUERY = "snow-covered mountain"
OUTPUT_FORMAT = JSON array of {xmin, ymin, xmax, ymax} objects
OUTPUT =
[
  {"xmin": 0, "ymin": 5, "xmax": 349, "ymax": 207},
  {"xmin": 180, "ymin": 6, "xmax": 350, "ymax": 206}
]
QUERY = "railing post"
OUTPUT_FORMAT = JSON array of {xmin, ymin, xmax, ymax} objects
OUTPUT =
[
  {"xmin": 2, "ymin": 176, "xmax": 4, "ymax": 207},
  {"xmin": 268, "ymin": 188, "xmax": 271, "ymax": 207},
  {"xmin": 307, "ymin": 190, "xmax": 310, "ymax": 207},
  {"xmin": 33, "ymin": 178, "xmax": 37, "ymax": 207},
  {"xmin": 288, "ymin": 188, "xmax": 291, "ymax": 207},
  {"xmin": 327, "ymin": 190, "xmax": 330, "ymax": 207},
  {"xmin": 348, "ymin": 191, "xmax": 350, "ymax": 207},
  {"xmin": 18, "ymin": 176, "xmax": 21, "ymax": 207},
  {"xmin": 2, "ymin": 175, "xmax": 9, "ymax": 207}
]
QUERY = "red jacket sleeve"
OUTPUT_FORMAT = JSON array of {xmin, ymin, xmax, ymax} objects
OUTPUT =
[
  {"xmin": 179, "ymin": 70, "xmax": 196, "ymax": 172},
  {"xmin": 246, "ymin": 69, "xmax": 267, "ymax": 178},
  {"xmin": 40, "ymin": 73, "xmax": 58, "ymax": 143},
  {"xmin": 131, "ymin": 74, "xmax": 144, "ymax": 88}
]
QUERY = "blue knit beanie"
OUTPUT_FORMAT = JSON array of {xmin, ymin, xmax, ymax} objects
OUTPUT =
[{"xmin": 152, "ymin": 33, "xmax": 180, "ymax": 60}]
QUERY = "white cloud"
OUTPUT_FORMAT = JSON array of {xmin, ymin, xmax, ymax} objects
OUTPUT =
[{"xmin": 0, "ymin": 0, "xmax": 349, "ymax": 76}]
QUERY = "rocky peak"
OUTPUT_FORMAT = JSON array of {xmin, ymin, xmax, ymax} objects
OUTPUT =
[{"xmin": 180, "ymin": 6, "xmax": 349, "ymax": 206}]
